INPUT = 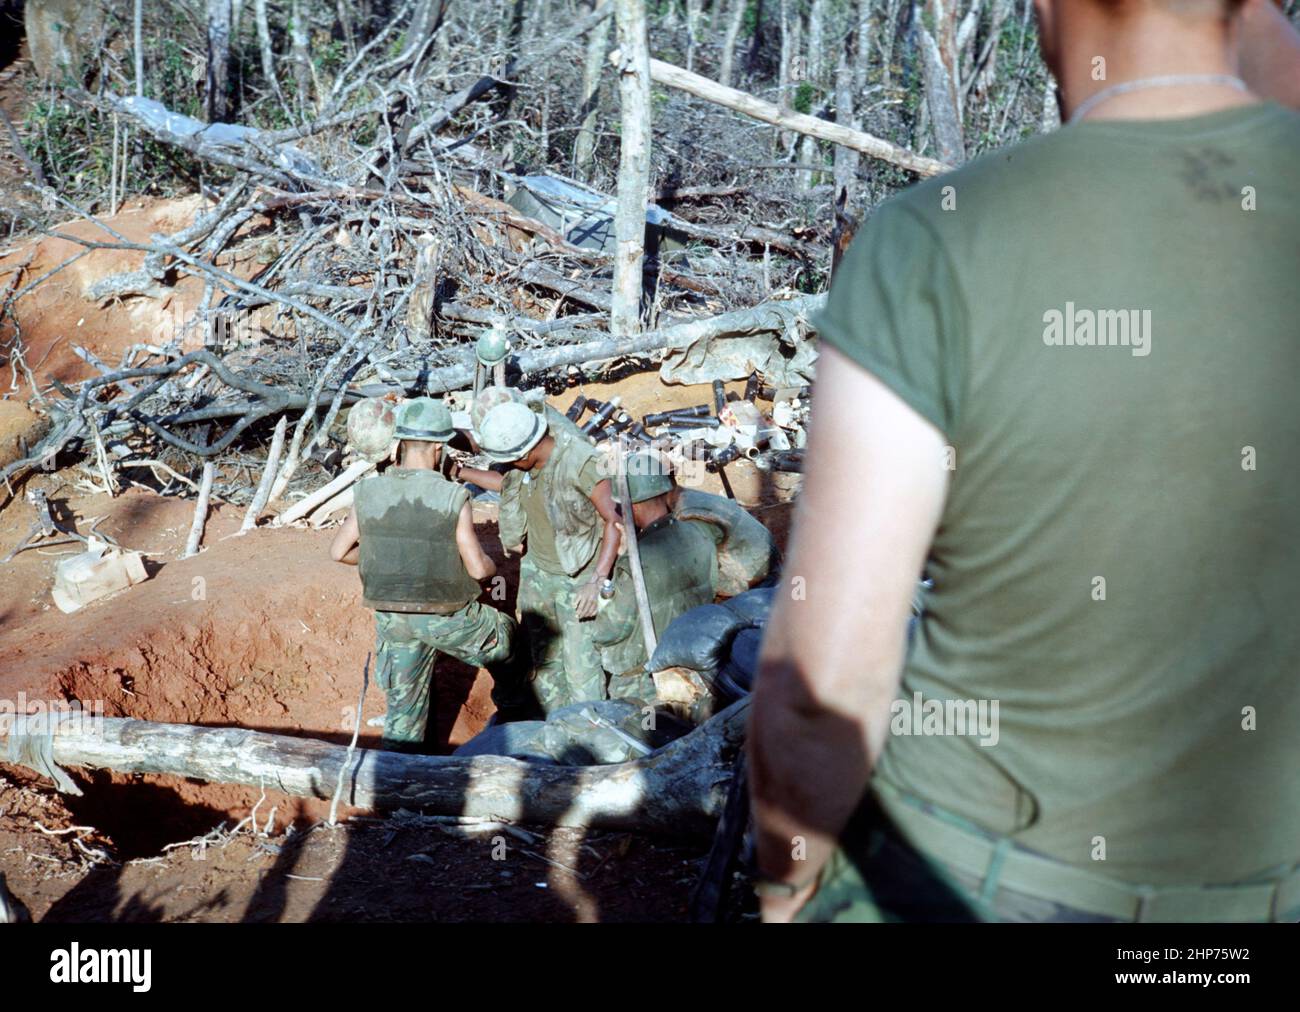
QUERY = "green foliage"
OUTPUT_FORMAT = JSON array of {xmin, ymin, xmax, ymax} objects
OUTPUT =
[{"xmin": 792, "ymin": 81, "xmax": 814, "ymax": 116}]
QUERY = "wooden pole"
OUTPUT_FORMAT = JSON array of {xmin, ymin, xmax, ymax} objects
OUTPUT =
[{"xmin": 616, "ymin": 439, "xmax": 658, "ymax": 658}]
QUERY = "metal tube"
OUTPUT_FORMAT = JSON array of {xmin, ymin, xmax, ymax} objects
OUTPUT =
[
  {"xmin": 565, "ymin": 394, "xmax": 589, "ymax": 422},
  {"xmin": 707, "ymin": 445, "xmax": 743, "ymax": 471},
  {"xmin": 642, "ymin": 404, "xmax": 711, "ymax": 426},
  {"xmin": 712, "ymin": 380, "xmax": 727, "ymax": 414},
  {"xmin": 581, "ymin": 396, "xmax": 621, "ymax": 435},
  {"xmin": 661, "ymin": 415, "xmax": 722, "ymax": 429}
]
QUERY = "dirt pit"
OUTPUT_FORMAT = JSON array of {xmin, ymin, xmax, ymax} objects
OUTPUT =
[{"xmin": 0, "ymin": 352, "xmax": 794, "ymax": 919}]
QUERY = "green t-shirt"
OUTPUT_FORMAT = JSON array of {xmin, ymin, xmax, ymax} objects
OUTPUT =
[{"xmin": 818, "ymin": 103, "xmax": 1300, "ymax": 887}]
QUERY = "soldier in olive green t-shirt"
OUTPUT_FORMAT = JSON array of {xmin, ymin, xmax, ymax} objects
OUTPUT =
[{"xmin": 750, "ymin": 3, "xmax": 1300, "ymax": 923}]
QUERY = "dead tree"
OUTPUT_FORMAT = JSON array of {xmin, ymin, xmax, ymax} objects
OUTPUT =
[
  {"xmin": 206, "ymin": 0, "xmax": 233, "ymax": 123},
  {"xmin": 574, "ymin": 0, "xmax": 611, "ymax": 179},
  {"xmin": 719, "ymin": 0, "xmax": 747, "ymax": 88},
  {"xmin": 610, "ymin": 0, "xmax": 652, "ymax": 337},
  {"xmin": 647, "ymin": 57, "xmax": 949, "ymax": 177},
  {"xmin": 916, "ymin": 0, "xmax": 966, "ymax": 165},
  {"xmin": 2, "ymin": 702, "xmax": 751, "ymax": 840}
]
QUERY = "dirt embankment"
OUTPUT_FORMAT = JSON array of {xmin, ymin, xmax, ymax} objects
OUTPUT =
[{"xmin": 0, "ymin": 194, "xmax": 797, "ymax": 922}]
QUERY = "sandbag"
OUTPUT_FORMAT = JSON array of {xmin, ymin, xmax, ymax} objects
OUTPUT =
[
  {"xmin": 453, "ymin": 700, "xmax": 692, "ymax": 766},
  {"xmin": 646, "ymin": 586, "xmax": 775, "ymax": 679}
]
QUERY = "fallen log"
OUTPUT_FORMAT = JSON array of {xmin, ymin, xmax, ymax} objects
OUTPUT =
[
  {"xmin": 644, "ymin": 57, "xmax": 950, "ymax": 178},
  {"xmin": 273, "ymin": 459, "xmax": 374, "ymax": 527},
  {"xmin": 355, "ymin": 293, "xmax": 827, "ymax": 397},
  {"xmin": 1, "ymin": 701, "xmax": 749, "ymax": 839}
]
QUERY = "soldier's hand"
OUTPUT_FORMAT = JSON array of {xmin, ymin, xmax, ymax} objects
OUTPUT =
[{"xmin": 575, "ymin": 577, "xmax": 602, "ymax": 619}]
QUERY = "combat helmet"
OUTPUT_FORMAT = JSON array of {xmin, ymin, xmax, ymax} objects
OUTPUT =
[
  {"xmin": 478, "ymin": 401, "xmax": 547, "ymax": 463},
  {"xmin": 623, "ymin": 450, "xmax": 675, "ymax": 503},
  {"xmin": 394, "ymin": 397, "xmax": 455, "ymax": 443},
  {"xmin": 475, "ymin": 325, "xmax": 511, "ymax": 368},
  {"xmin": 346, "ymin": 397, "xmax": 397, "ymax": 462},
  {"xmin": 471, "ymin": 384, "xmax": 524, "ymax": 435}
]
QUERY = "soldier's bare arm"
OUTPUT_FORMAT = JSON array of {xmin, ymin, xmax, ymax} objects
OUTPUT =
[
  {"xmin": 330, "ymin": 508, "xmax": 361, "ymax": 566},
  {"xmin": 748, "ymin": 347, "xmax": 948, "ymax": 922},
  {"xmin": 454, "ymin": 500, "xmax": 497, "ymax": 581},
  {"xmin": 453, "ymin": 462, "xmax": 505, "ymax": 493},
  {"xmin": 1240, "ymin": 0, "xmax": 1300, "ymax": 109},
  {"xmin": 575, "ymin": 478, "xmax": 622, "ymax": 619}
]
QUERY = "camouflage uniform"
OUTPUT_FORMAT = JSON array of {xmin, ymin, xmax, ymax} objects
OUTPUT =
[
  {"xmin": 374, "ymin": 603, "xmax": 518, "ymax": 751},
  {"xmin": 499, "ymin": 409, "xmax": 609, "ymax": 714},
  {"xmin": 514, "ymin": 554, "xmax": 606, "ymax": 713},
  {"xmin": 595, "ymin": 514, "xmax": 720, "ymax": 704},
  {"xmin": 355, "ymin": 466, "xmax": 520, "ymax": 751}
]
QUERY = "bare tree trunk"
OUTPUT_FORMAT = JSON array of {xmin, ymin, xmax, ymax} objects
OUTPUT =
[
  {"xmin": 254, "ymin": 0, "xmax": 284, "ymax": 105},
  {"xmin": 574, "ymin": 0, "xmax": 611, "ymax": 179},
  {"xmin": 854, "ymin": 0, "xmax": 872, "ymax": 92},
  {"xmin": 685, "ymin": 0, "xmax": 703, "ymax": 71},
  {"xmin": 915, "ymin": 0, "xmax": 965, "ymax": 165},
  {"xmin": 970, "ymin": 0, "xmax": 1012, "ymax": 99},
  {"xmin": 133, "ymin": 0, "xmax": 144, "ymax": 98},
  {"xmin": 2, "ymin": 703, "xmax": 751, "ymax": 839},
  {"xmin": 610, "ymin": 0, "xmax": 652, "ymax": 338},
  {"xmin": 796, "ymin": 0, "xmax": 825, "ymax": 190},
  {"xmin": 806, "ymin": 0, "xmax": 824, "ymax": 87},
  {"xmin": 881, "ymin": 0, "xmax": 904, "ymax": 86},
  {"xmin": 206, "ymin": 0, "xmax": 232, "ymax": 123},
  {"xmin": 776, "ymin": 0, "xmax": 791, "ymax": 153},
  {"xmin": 718, "ymin": 0, "xmax": 746, "ymax": 88},
  {"xmin": 290, "ymin": 0, "xmax": 311, "ymax": 108},
  {"xmin": 833, "ymin": 50, "xmax": 859, "ymax": 205}
]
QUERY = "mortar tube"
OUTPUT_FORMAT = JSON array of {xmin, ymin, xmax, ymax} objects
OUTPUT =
[
  {"xmin": 741, "ymin": 431, "xmax": 774, "ymax": 458},
  {"xmin": 565, "ymin": 395, "xmax": 589, "ymax": 422},
  {"xmin": 581, "ymin": 396, "xmax": 621, "ymax": 435},
  {"xmin": 744, "ymin": 373, "xmax": 760, "ymax": 402},
  {"xmin": 662, "ymin": 415, "xmax": 722, "ymax": 429},
  {"xmin": 712, "ymin": 380, "xmax": 727, "ymax": 414},
  {"xmin": 642, "ymin": 404, "xmax": 711, "ymax": 426},
  {"xmin": 707, "ymin": 444, "xmax": 743, "ymax": 472}
]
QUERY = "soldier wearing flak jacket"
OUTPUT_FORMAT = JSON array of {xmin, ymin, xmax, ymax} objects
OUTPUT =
[{"xmin": 331, "ymin": 397, "xmax": 520, "ymax": 751}]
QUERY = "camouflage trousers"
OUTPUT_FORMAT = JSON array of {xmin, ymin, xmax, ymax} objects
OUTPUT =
[
  {"xmin": 516, "ymin": 555, "xmax": 605, "ymax": 715},
  {"xmin": 373, "ymin": 601, "xmax": 517, "ymax": 752}
]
